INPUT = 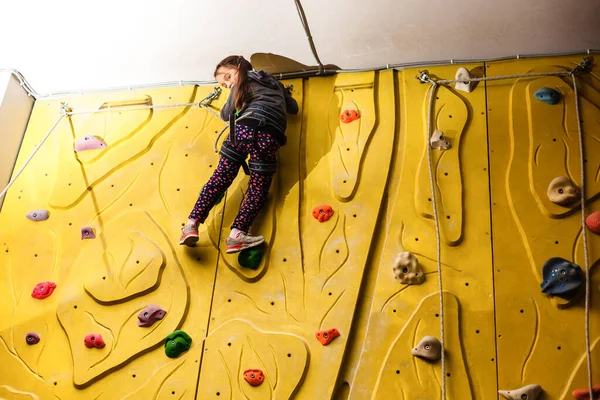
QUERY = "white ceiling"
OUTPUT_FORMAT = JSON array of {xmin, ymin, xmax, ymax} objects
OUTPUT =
[{"xmin": 1, "ymin": 0, "xmax": 599, "ymax": 95}]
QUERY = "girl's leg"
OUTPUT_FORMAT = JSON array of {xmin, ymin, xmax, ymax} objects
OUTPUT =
[{"xmin": 226, "ymin": 131, "xmax": 279, "ymax": 253}]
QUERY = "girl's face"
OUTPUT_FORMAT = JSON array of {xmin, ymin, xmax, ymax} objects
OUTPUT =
[{"xmin": 215, "ymin": 66, "xmax": 239, "ymax": 89}]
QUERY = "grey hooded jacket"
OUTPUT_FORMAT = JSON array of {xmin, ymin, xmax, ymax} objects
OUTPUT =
[{"xmin": 220, "ymin": 70, "xmax": 299, "ymax": 145}]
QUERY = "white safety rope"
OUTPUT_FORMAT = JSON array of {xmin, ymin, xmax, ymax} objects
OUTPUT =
[
  {"xmin": 0, "ymin": 114, "xmax": 65, "ymax": 201},
  {"xmin": 425, "ymin": 81, "xmax": 446, "ymax": 398},
  {"xmin": 421, "ymin": 57, "xmax": 594, "ymax": 399},
  {"xmin": 571, "ymin": 72, "xmax": 594, "ymax": 400}
]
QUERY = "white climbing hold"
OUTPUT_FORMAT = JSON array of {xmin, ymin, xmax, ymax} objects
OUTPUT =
[
  {"xmin": 412, "ymin": 336, "xmax": 442, "ymax": 361},
  {"xmin": 498, "ymin": 384, "xmax": 542, "ymax": 400},
  {"xmin": 455, "ymin": 67, "xmax": 474, "ymax": 93},
  {"xmin": 430, "ymin": 129, "xmax": 451, "ymax": 150},
  {"xmin": 392, "ymin": 252, "xmax": 425, "ymax": 285}
]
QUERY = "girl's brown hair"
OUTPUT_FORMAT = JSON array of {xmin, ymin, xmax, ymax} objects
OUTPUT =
[{"xmin": 214, "ymin": 55, "xmax": 253, "ymax": 112}]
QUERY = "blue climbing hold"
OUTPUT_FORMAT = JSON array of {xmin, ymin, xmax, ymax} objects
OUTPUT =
[
  {"xmin": 534, "ymin": 87, "xmax": 561, "ymax": 105},
  {"xmin": 540, "ymin": 257, "xmax": 583, "ymax": 296}
]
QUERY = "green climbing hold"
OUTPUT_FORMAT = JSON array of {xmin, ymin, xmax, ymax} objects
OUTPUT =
[
  {"xmin": 164, "ymin": 330, "xmax": 192, "ymax": 358},
  {"xmin": 238, "ymin": 244, "xmax": 265, "ymax": 270},
  {"xmin": 202, "ymin": 184, "xmax": 224, "ymax": 205}
]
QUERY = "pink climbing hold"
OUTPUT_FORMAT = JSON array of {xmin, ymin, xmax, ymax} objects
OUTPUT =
[
  {"xmin": 31, "ymin": 282, "xmax": 57, "ymax": 299},
  {"xmin": 74, "ymin": 135, "xmax": 107, "ymax": 152},
  {"xmin": 81, "ymin": 227, "xmax": 96, "ymax": 239},
  {"xmin": 137, "ymin": 305, "xmax": 167, "ymax": 327},
  {"xmin": 84, "ymin": 334, "xmax": 106, "ymax": 349},
  {"xmin": 26, "ymin": 210, "xmax": 49, "ymax": 221}
]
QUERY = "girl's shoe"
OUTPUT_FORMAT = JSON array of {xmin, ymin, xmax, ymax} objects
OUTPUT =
[
  {"xmin": 180, "ymin": 225, "xmax": 199, "ymax": 246},
  {"xmin": 226, "ymin": 232, "xmax": 264, "ymax": 253}
]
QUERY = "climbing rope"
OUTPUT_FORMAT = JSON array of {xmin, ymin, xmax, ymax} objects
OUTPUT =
[
  {"xmin": 293, "ymin": 0, "xmax": 325, "ymax": 74},
  {"xmin": 420, "ymin": 56, "xmax": 594, "ymax": 399},
  {"xmin": 571, "ymin": 72, "xmax": 594, "ymax": 400},
  {"xmin": 425, "ymin": 81, "xmax": 446, "ymax": 399}
]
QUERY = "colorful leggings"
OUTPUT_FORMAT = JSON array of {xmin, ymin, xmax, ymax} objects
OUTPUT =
[{"xmin": 188, "ymin": 124, "xmax": 279, "ymax": 232}]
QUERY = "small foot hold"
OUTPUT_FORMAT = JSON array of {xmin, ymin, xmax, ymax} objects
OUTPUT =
[
  {"xmin": 340, "ymin": 109, "xmax": 360, "ymax": 123},
  {"xmin": 238, "ymin": 244, "xmax": 265, "ymax": 270},
  {"xmin": 498, "ymin": 384, "xmax": 542, "ymax": 400},
  {"xmin": 26, "ymin": 210, "xmax": 49, "ymax": 221},
  {"xmin": 138, "ymin": 305, "xmax": 167, "ymax": 327},
  {"xmin": 412, "ymin": 336, "xmax": 442, "ymax": 361},
  {"xmin": 312, "ymin": 205, "xmax": 334, "ymax": 222},
  {"xmin": 244, "ymin": 369, "xmax": 265, "ymax": 386},
  {"xmin": 84, "ymin": 334, "xmax": 105, "ymax": 349},
  {"xmin": 75, "ymin": 135, "xmax": 107, "ymax": 152},
  {"xmin": 586, "ymin": 211, "xmax": 600, "ymax": 234},
  {"xmin": 430, "ymin": 129, "xmax": 451, "ymax": 150},
  {"xmin": 25, "ymin": 333, "xmax": 40, "ymax": 345},
  {"xmin": 572, "ymin": 384, "xmax": 600, "ymax": 399},
  {"xmin": 534, "ymin": 87, "xmax": 561, "ymax": 105},
  {"xmin": 547, "ymin": 176, "xmax": 580, "ymax": 206},
  {"xmin": 315, "ymin": 328, "xmax": 340, "ymax": 346},
  {"xmin": 164, "ymin": 330, "xmax": 192, "ymax": 358},
  {"xmin": 81, "ymin": 227, "xmax": 96, "ymax": 240},
  {"xmin": 31, "ymin": 282, "xmax": 56, "ymax": 299},
  {"xmin": 393, "ymin": 252, "xmax": 425, "ymax": 285},
  {"xmin": 541, "ymin": 257, "xmax": 583, "ymax": 297},
  {"xmin": 454, "ymin": 67, "xmax": 474, "ymax": 93}
]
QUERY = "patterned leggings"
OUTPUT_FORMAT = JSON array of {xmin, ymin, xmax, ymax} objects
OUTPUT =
[{"xmin": 188, "ymin": 124, "xmax": 279, "ymax": 232}]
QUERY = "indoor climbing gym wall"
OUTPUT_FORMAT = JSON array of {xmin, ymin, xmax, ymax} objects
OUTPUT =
[{"xmin": 0, "ymin": 53, "xmax": 598, "ymax": 400}]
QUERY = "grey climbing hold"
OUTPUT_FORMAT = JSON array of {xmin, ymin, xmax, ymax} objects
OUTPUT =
[
  {"xmin": 454, "ymin": 67, "xmax": 474, "ymax": 93},
  {"xmin": 430, "ymin": 129, "xmax": 451, "ymax": 150},
  {"xmin": 498, "ymin": 384, "xmax": 542, "ymax": 400},
  {"xmin": 26, "ymin": 210, "xmax": 49, "ymax": 221},
  {"xmin": 138, "ymin": 305, "xmax": 167, "ymax": 327},
  {"xmin": 25, "ymin": 332, "xmax": 40, "ymax": 345},
  {"xmin": 534, "ymin": 87, "xmax": 561, "ymax": 105},
  {"xmin": 81, "ymin": 227, "xmax": 96, "ymax": 240},
  {"xmin": 412, "ymin": 336, "xmax": 442, "ymax": 361},
  {"xmin": 547, "ymin": 176, "xmax": 579, "ymax": 206},
  {"xmin": 392, "ymin": 252, "xmax": 425, "ymax": 285}
]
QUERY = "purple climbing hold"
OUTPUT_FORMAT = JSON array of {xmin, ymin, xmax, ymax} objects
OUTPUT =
[
  {"xmin": 81, "ymin": 227, "xmax": 96, "ymax": 240},
  {"xmin": 25, "ymin": 332, "xmax": 40, "ymax": 345},
  {"xmin": 26, "ymin": 210, "xmax": 49, "ymax": 222},
  {"xmin": 138, "ymin": 305, "xmax": 167, "ymax": 327},
  {"xmin": 74, "ymin": 135, "xmax": 107, "ymax": 152}
]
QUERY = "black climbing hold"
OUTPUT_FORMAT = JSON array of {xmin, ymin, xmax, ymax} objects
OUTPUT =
[{"xmin": 540, "ymin": 257, "xmax": 583, "ymax": 297}]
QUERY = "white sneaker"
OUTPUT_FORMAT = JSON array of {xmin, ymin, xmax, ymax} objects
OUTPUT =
[{"xmin": 225, "ymin": 231, "xmax": 264, "ymax": 253}]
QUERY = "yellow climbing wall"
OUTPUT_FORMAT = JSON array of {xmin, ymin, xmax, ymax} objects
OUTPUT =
[{"xmin": 0, "ymin": 54, "xmax": 598, "ymax": 400}]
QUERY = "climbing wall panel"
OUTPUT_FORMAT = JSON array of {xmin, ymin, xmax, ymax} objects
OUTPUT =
[
  {"xmin": 196, "ymin": 71, "xmax": 396, "ymax": 399},
  {"xmin": 487, "ymin": 56, "xmax": 600, "ymax": 398},
  {"xmin": 0, "ymin": 86, "xmax": 229, "ymax": 398},
  {"xmin": 348, "ymin": 64, "xmax": 498, "ymax": 399}
]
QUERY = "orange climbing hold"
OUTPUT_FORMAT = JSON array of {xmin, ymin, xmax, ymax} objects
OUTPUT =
[
  {"xmin": 312, "ymin": 205, "xmax": 334, "ymax": 223},
  {"xmin": 572, "ymin": 384, "xmax": 600, "ymax": 399},
  {"xmin": 585, "ymin": 211, "xmax": 600, "ymax": 234},
  {"xmin": 340, "ymin": 110, "xmax": 360, "ymax": 123},
  {"xmin": 243, "ymin": 369, "xmax": 265, "ymax": 386},
  {"xmin": 315, "ymin": 328, "xmax": 340, "ymax": 346}
]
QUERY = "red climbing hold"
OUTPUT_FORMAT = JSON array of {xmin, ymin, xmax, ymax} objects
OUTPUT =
[
  {"xmin": 315, "ymin": 328, "xmax": 340, "ymax": 346},
  {"xmin": 585, "ymin": 211, "xmax": 600, "ymax": 234},
  {"xmin": 31, "ymin": 282, "xmax": 56, "ymax": 299},
  {"xmin": 340, "ymin": 110, "xmax": 360, "ymax": 124},
  {"xmin": 243, "ymin": 369, "xmax": 265, "ymax": 386},
  {"xmin": 81, "ymin": 227, "xmax": 96, "ymax": 239},
  {"xmin": 84, "ymin": 334, "xmax": 106, "ymax": 349},
  {"xmin": 572, "ymin": 384, "xmax": 600, "ymax": 399},
  {"xmin": 75, "ymin": 135, "xmax": 107, "ymax": 152},
  {"xmin": 312, "ymin": 205, "xmax": 334, "ymax": 223}
]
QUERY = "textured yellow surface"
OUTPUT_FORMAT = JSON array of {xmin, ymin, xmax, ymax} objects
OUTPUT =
[
  {"xmin": 487, "ymin": 55, "xmax": 600, "ymax": 399},
  {"xmin": 0, "ymin": 55, "xmax": 598, "ymax": 399}
]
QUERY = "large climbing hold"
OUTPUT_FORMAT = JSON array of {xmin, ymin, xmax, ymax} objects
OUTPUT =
[
  {"xmin": 315, "ymin": 328, "xmax": 340, "ymax": 346},
  {"xmin": 74, "ymin": 135, "xmax": 107, "ymax": 152},
  {"xmin": 572, "ymin": 384, "xmax": 600, "ymax": 399},
  {"xmin": 340, "ymin": 109, "xmax": 360, "ymax": 124},
  {"xmin": 84, "ymin": 334, "xmax": 106, "ymax": 349},
  {"xmin": 430, "ymin": 129, "xmax": 451, "ymax": 150},
  {"xmin": 238, "ymin": 244, "xmax": 265, "ymax": 270},
  {"xmin": 164, "ymin": 330, "xmax": 192, "ymax": 358},
  {"xmin": 25, "ymin": 333, "xmax": 40, "ymax": 345},
  {"xmin": 412, "ymin": 336, "xmax": 442, "ymax": 361},
  {"xmin": 31, "ymin": 282, "xmax": 57, "ymax": 299},
  {"xmin": 498, "ymin": 384, "xmax": 543, "ymax": 400},
  {"xmin": 534, "ymin": 87, "xmax": 561, "ymax": 105},
  {"xmin": 81, "ymin": 227, "xmax": 96, "ymax": 240},
  {"xmin": 547, "ymin": 176, "xmax": 580, "ymax": 206},
  {"xmin": 26, "ymin": 210, "xmax": 49, "ymax": 221},
  {"xmin": 392, "ymin": 252, "xmax": 425, "ymax": 285},
  {"xmin": 540, "ymin": 257, "xmax": 584, "ymax": 297},
  {"xmin": 137, "ymin": 305, "xmax": 167, "ymax": 327},
  {"xmin": 454, "ymin": 67, "xmax": 474, "ymax": 93},
  {"xmin": 312, "ymin": 205, "xmax": 334, "ymax": 223},
  {"xmin": 243, "ymin": 369, "xmax": 265, "ymax": 386},
  {"xmin": 585, "ymin": 211, "xmax": 600, "ymax": 234}
]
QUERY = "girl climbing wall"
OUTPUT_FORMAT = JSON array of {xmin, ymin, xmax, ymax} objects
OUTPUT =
[{"xmin": 180, "ymin": 55, "xmax": 299, "ymax": 253}]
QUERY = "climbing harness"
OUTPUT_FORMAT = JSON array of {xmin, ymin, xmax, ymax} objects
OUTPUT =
[{"xmin": 418, "ymin": 56, "xmax": 595, "ymax": 399}]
